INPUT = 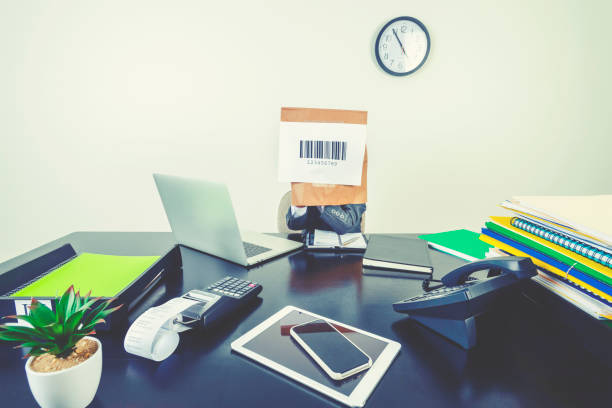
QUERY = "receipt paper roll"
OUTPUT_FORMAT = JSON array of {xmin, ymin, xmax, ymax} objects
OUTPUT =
[{"xmin": 124, "ymin": 297, "xmax": 199, "ymax": 361}]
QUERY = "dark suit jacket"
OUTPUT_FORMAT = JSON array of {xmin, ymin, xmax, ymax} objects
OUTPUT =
[{"xmin": 286, "ymin": 204, "xmax": 366, "ymax": 234}]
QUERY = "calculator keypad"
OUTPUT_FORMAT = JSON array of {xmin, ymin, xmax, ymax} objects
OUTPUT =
[{"xmin": 206, "ymin": 276, "xmax": 259, "ymax": 299}]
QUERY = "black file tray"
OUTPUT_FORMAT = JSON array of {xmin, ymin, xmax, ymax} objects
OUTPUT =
[{"xmin": 0, "ymin": 243, "xmax": 181, "ymax": 331}]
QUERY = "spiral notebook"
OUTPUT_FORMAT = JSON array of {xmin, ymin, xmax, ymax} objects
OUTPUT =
[{"xmin": 510, "ymin": 217, "xmax": 612, "ymax": 269}]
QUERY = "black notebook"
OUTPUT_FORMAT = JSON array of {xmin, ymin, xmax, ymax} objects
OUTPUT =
[{"xmin": 362, "ymin": 235, "xmax": 433, "ymax": 278}]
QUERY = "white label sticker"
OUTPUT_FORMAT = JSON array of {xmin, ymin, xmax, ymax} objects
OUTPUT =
[
  {"xmin": 278, "ymin": 121, "xmax": 366, "ymax": 185},
  {"xmin": 13, "ymin": 299, "xmax": 54, "ymax": 327}
]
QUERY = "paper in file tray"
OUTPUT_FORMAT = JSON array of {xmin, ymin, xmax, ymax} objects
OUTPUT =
[{"xmin": 0, "ymin": 243, "xmax": 181, "ymax": 330}]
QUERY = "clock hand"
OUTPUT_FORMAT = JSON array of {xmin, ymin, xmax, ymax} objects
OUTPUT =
[{"xmin": 392, "ymin": 28, "xmax": 407, "ymax": 55}]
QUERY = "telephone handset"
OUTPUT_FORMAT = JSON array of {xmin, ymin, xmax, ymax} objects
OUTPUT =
[
  {"xmin": 440, "ymin": 256, "xmax": 537, "ymax": 287},
  {"xmin": 393, "ymin": 256, "xmax": 537, "ymax": 349}
]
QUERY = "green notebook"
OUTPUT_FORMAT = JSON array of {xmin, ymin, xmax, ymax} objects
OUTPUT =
[
  {"xmin": 419, "ymin": 229, "xmax": 492, "ymax": 261},
  {"xmin": 11, "ymin": 253, "xmax": 160, "ymax": 298}
]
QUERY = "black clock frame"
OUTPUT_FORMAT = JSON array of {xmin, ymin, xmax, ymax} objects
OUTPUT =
[{"xmin": 375, "ymin": 16, "xmax": 431, "ymax": 77}]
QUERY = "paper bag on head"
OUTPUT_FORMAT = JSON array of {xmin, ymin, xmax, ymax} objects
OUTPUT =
[{"xmin": 281, "ymin": 107, "xmax": 368, "ymax": 206}]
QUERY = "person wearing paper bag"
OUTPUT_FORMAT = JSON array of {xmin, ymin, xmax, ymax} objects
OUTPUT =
[
  {"xmin": 280, "ymin": 107, "xmax": 368, "ymax": 234},
  {"xmin": 287, "ymin": 203, "xmax": 366, "ymax": 234}
]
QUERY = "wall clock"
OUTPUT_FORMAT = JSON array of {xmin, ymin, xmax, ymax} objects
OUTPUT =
[{"xmin": 375, "ymin": 16, "xmax": 430, "ymax": 76}]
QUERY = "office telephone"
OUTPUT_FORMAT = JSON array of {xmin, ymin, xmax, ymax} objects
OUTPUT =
[{"xmin": 393, "ymin": 256, "xmax": 537, "ymax": 349}]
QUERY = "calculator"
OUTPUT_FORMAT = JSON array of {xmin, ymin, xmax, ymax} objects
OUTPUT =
[
  {"xmin": 180, "ymin": 276, "xmax": 262, "ymax": 329},
  {"xmin": 206, "ymin": 276, "xmax": 261, "ymax": 299}
]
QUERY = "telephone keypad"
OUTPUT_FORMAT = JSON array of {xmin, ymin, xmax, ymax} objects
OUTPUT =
[{"xmin": 403, "ymin": 283, "xmax": 473, "ymax": 303}]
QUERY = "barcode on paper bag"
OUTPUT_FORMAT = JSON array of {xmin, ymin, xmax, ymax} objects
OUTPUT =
[{"xmin": 299, "ymin": 140, "xmax": 347, "ymax": 160}]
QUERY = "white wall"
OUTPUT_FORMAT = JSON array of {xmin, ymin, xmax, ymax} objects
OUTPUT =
[{"xmin": 1, "ymin": 0, "xmax": 610, "ymax": 263}]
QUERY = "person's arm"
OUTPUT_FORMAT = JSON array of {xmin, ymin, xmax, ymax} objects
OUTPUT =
[
  {"xmin": 286, "ymin": 205, "xmax": 309, "ymax": 230},
  {"xmin": 318, "ymin": 204, "xmax": 366, "ymax": 234}
]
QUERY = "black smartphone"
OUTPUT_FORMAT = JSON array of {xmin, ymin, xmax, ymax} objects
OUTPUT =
[{"xmin": 290, "ymin": 319, "xmax": 372, "ymax": 380}]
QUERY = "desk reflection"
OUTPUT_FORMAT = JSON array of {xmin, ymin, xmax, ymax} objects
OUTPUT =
[{"xmin": 288, "ymin": 251, "xmax": 363, "ymax": 297}]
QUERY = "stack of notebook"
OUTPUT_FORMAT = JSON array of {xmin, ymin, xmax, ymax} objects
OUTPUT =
[{"xmin": 479, "ymin": 195, "xmax": 612, "ymax": 322}]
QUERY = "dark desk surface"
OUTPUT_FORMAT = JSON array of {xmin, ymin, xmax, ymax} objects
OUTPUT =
[{"xmin": 1, "ymin": 232, "xmax": 610, "ymax": 408}]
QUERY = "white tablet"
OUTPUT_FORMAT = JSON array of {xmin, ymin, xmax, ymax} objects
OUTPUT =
[{"xmin": 230, "ymin": 306, "xmax": 401, "ymax": 407}]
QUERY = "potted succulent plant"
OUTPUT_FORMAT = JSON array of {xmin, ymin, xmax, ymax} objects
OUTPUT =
[{"xmin": 0, "ymin": 286, "xmax": 121, "ymax": 408}]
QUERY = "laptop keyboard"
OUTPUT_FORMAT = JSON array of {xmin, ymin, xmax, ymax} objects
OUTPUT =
[{"xmin": 243, "ymin": 242, "xmax": 272, "ymax": 258}]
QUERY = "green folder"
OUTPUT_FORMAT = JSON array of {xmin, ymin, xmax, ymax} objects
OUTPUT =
[
  {"xmin": 418, "ymin": 229, "xmax": 492, "ymax": 261},
  {"xmin": 11, "ymin": 253, "xmax": 160, "ymax": 298},
  {"xmin": 485, "ymin": 221, "xmax": 612, "ymax": 287}
]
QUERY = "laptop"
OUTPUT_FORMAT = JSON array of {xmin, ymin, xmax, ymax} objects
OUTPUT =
[{"xmin": 153, "ymin": 173, "xmax": 303, "ymax": 267}]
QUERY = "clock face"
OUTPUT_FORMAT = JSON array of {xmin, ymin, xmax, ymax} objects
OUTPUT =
[{"xmin": 375, "ymin": 16, "xmax": 430, "ymax": 76}]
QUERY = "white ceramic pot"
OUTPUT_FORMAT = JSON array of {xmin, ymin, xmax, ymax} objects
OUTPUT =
[{"xmin": 25, "ymin": 336, "xmax": 102, "ymax": 408}]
